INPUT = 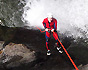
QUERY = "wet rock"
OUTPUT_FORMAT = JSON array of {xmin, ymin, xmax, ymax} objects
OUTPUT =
[
  {"xmin": 0, "ymin": 42, "xmax": 35, "ymax": 69},
  {"xmin": 68, "ymin": 46, "xmax": 88, "ymax": 66},
  {"xmin": 79, "ymin": 64, "xmax": 88, "ymax": 70},
  {"xmin": 0, "ymin": 41, "xmax": 4, "ymax": 49},
  {"xmin": 0, "ymin": 26, "xmax": 88, "ymax": 70}
]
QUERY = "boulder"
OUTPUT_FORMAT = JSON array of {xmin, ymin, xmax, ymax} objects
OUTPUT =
[{"xmin": 0, "ymin": 42, "xmax": 35, "ymax": 69}]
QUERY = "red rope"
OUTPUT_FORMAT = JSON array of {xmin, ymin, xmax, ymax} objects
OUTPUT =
[
  {"xmin": 36, "ymin": 26, "xmax": 79, "ymax": 70},
  {"xmin": 53, "ymin": 31, "xmax": 79, "ymax": 70},
  {"xmin": 36, "ymin": 26, "xmax": 45, "ymax": 33}
]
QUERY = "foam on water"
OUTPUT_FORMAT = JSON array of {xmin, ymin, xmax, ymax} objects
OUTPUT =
[{"xmin": 23, "ymin": 0, "xmax": 88, "ymax": 38}]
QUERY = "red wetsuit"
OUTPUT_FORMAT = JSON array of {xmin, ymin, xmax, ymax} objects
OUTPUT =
[{"xmin": 42, "ymin": 18, "xmax": 61, "ymax": 50}]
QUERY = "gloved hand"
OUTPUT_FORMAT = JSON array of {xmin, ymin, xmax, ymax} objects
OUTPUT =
[
  {"xmin": 51, "ymin": 29, "xmax": 54, "ymax": 32},
  {"xmin": 45, "ymin": 28, "xmax": 48, "ymax": 31}
]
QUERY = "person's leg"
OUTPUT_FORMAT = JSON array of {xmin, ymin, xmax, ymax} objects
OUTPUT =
[
  {"xmin": 45, "ymin": 31, "xmax": 50, "ymax": 50},
  {"xmin": 52, "ymin": 32, "xmax": 61, "ymax": 47},
  {"xmin": 45, "ymin": 31, "xmax": 51, "ymax": 55},
  {"xmin": 53, "ymin": 32, "xmax": 63, "ymax": 53}
]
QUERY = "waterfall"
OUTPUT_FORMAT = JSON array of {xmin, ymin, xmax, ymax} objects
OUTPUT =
[{"xmin": 23, "ymin": 0, "xmax": 88, "ymax": 38}]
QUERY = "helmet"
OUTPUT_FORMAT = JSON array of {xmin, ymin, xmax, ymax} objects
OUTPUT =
[{"xmin": 47, "ymin": 13, "xmax": 53, "ymax": 18}]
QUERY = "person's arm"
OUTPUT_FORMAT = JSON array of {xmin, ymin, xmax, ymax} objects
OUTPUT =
[
  {"xmin": 54, "ymin": 19, "xmax": 57, "ymax": 30},
  {"xmin": 42, "ymin": 19, "xmax": 46, "ymax": 28},
  {"xmin": 51, "ymin": 19, "xmax": 57, "ymax": 32},
  {"xmin": 42, "ymin": 19, "xmax": 48, "ymax": 31}
]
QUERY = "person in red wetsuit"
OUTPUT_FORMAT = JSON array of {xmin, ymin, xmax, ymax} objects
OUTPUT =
[{"xmin": 42, "ymin": 13, "xmax": 63, "ymax": 55}]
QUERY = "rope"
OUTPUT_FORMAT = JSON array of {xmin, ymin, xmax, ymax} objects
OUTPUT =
[
  {"xmin": 36, "ymin": 26, "xmax": 79, "ymax": 70},
  {"xmin": 53, "ymin": 31, "xmax": 79, "ymax": 70}
]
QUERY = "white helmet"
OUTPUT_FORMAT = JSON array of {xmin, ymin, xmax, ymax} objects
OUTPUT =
[{"xmin": 47, "ymin": 13, "xmax": 53, "ymax": 18}]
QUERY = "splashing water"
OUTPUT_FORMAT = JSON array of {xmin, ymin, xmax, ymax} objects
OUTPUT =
[{"xmin": 23, "ymin": 0, "xmax": 88, "ymax": 38}]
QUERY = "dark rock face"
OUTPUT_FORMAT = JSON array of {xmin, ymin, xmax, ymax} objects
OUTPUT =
[
  {"xmin": 0, "ymin": 41, "xmax": 74, "ymax": 70},
  {"xmin": 0, "ymin": 25, "xmax": 88, "ymax": 70}
]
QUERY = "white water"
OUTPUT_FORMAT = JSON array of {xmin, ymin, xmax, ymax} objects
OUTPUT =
[{"xmin": 23, "ymin": 0, "xmax": 88, "ymax": 38}]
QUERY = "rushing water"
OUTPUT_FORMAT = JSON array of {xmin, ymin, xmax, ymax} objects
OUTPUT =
[{"xmin": 23, "ymin": 0, "xmax": 88, "ymax": 38}]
